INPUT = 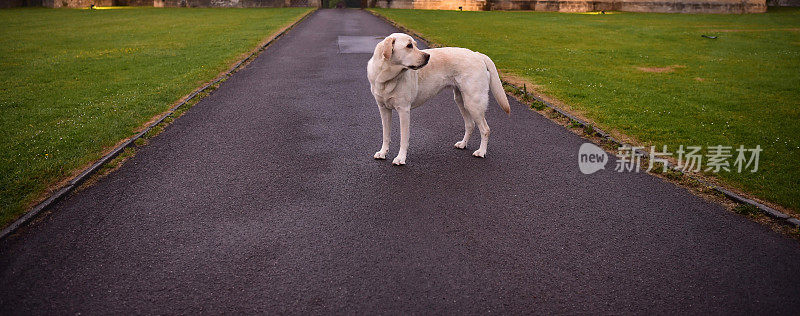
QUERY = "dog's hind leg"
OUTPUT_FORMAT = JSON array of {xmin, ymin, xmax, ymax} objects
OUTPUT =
[
  {"xmin": 453, "ymin": 87, "xmax": 474, "ymax": 149},
  {"xmin": 471, "ymin": 115, "xmax": 490, "ymax": 158},
  {"xmin": 463, "ymin": 92, "xmax": 490, "ymax": 158}
]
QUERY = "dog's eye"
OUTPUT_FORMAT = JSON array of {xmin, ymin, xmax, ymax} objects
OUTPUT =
[{"xmin": 406, "ymin": 43, "xmax": 412, "ymax": 48}]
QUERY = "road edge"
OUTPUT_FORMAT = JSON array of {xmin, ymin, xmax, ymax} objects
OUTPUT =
[
  {"xmin": 0, "ymin": 8, "xmax": 318, "ymax": 242},
  {"xmin": 365, "ymin": 9, "xmax": 799, "ymax": 231}
]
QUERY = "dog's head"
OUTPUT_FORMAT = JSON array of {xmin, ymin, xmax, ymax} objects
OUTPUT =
[{"xmin": 375, "ymin": 33, "xmax": 430, "ymax": 70}]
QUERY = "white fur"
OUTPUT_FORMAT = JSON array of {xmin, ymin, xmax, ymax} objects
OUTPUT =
[{"xmin": 367, "ymin": 33, "xmax": 510, "ymax": 165}]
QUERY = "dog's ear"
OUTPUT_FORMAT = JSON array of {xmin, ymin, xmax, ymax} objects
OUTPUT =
[{"xmin": 380, "ymin": 37, "xmax": 395, "ymax": 60}]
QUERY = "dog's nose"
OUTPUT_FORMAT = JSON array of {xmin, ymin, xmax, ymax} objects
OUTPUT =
[{"xmin": 424, "ymin": 53, "xmax": 430, "ymax": 61}]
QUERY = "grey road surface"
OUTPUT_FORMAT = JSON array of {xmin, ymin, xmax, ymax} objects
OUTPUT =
[{"xmin": 2, "ymin": 9, "xmax": 799, "ymax": 314}]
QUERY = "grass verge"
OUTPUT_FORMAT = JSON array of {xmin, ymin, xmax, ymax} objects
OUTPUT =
[{"xmin": 0, "ymin": 7, "xmax": 312, "ymax": 228}]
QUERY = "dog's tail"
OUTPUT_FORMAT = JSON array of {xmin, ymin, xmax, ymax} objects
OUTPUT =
[{"xmin": 480, "ymin": 53, "xmax": 511, "ymax": 115}]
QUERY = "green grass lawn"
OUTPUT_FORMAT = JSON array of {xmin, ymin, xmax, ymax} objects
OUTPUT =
[
  {"xmin": 0, "ymin": 7, "xmax": 312, "ymax": 228},
  {"xmin": 372, "ymin": 8, "xmax": 800, "ymax": 213}
]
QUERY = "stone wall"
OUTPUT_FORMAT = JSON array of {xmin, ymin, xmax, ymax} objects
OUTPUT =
[
  {"xmin": 1, "ymin": 0, "xmax": 318, "ymax": 7},
  {"xmin": 120, "ymin": 0, "xmax": 153, "ymax": 5},
  {"xmin": 154, "ymin": 0, "xmax": 318, "ymax": 6},
  {"xmin": 40, "ymin": 0, "xmax": 114, "ymax": 7},
  {"xmin": 767, "ymin": 0, "xmax": 800, "ymax": 6},
  {"xmin": 378, "ymin": 0, "xmax": 766, "ymax": 12},
  {"xmin": 374, "ymin": 0, "xmax": 488, "ymax": 10},
  {"xmin": 615, "ymin": 0, "xmax": 766, "ymax": 13},
  {"xmin": 1, "ymin": 0, "xmax": 27, "ymax": 8}
]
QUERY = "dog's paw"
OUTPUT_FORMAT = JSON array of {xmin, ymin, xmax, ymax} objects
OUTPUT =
[
  {"xmin": 392, "ymin": 156, "xmax": 406, "ymax": 165},
  {"xmin": 454, "ymin": 141, "xmax": 467, "ymax": 149},
  {"xmin": 472, "ymin": 149, "xmax": 486, "ymax": 158},
  {"xmin": 374, "ymin": 151, "xmax": 387, "ymax": 160}
]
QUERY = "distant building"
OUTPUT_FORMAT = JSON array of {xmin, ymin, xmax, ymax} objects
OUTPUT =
[
  {"xmin": 153, "ymin": 0, "xmax": 318, "ymax": 7},
  {"xmin": 1, "ymin": 0, "xmax": 318, "ymax": 7},
  {"xmin": 2, "ymin": 0, "xmax": 799, "ymax": 13},
  {"xmin": 372, "ymin": 0, "xmax": 771, "ymax": 13}
]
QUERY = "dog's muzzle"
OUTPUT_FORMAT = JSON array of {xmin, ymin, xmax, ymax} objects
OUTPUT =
[{"xmin": 408, "ymin": 53, "xmax": 430, "ymax": 70}]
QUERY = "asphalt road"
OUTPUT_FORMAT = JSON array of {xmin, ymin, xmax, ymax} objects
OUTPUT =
[{"xmin": 2, "ymin": 9, "xmax": 800, "ymax": 314}]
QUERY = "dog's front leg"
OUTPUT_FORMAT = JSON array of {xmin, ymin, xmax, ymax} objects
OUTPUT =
[
  {"xmin": 393, "ymin": 106, "xmax": 410, "ymax": 165},
  {"xmin": 374, "ymin": 106, "xmax": 392, "ymax": 160}
]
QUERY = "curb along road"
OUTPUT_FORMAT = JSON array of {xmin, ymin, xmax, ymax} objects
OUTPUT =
[
  {"xmin": 0, "ymin": 9, "xmax": 317, "ymax": 241},
  {"xmin": 366, "ymin": 9, "xmax": 799, "ymax": 231}
]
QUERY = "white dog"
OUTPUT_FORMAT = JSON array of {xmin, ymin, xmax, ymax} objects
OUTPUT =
[{"xmin": 367, "ymin": 33, "xmax": 510, "ymax": 165}]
